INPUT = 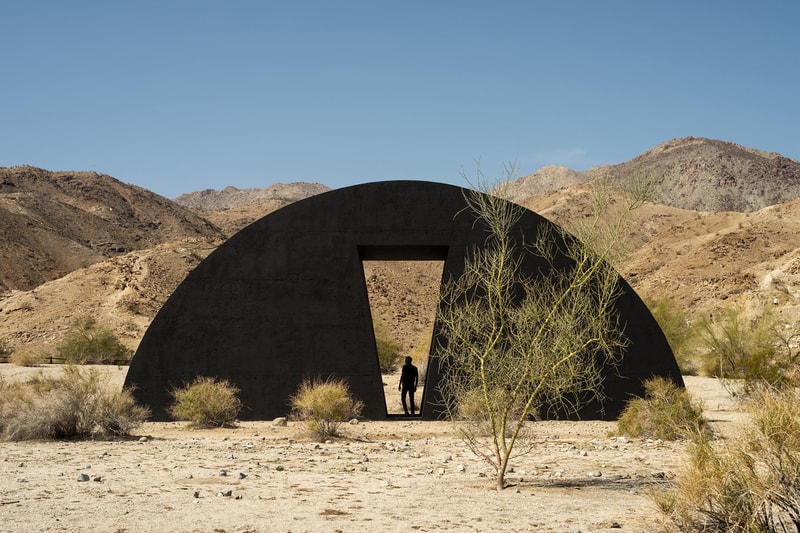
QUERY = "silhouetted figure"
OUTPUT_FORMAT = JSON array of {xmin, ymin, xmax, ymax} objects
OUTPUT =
[{"xmin": 398, "ymin": 356, "xmax": 419, "ymax": 416}]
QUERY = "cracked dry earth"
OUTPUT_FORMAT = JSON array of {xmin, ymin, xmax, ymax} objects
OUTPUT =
[{"xmin": 0, "ymin": 369, "xmax": 741, "ymax": 533}]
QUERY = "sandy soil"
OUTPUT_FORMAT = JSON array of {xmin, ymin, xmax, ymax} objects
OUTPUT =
[{"xmin": 0, "ymin": 367, "xmax": 743, "ymax": 533}]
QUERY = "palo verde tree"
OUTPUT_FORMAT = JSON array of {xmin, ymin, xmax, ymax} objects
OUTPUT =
[{"xmin": 435, "ymin": 164, "xmax": 649, "ymax": 490}]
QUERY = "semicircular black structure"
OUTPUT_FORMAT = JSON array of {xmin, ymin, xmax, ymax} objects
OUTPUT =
[{"xmin": 126, "ymin": 181, "xmax": 682, "ymax": 421}]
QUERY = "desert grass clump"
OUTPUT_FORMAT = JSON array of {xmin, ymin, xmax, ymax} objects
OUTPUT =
[
  {"xmin": 657, "ymin": 385, "xmax": 800, "ymax": 532},
  {"xmin": 1, "ymin": 365, "xmax": 149, "ymax": 441},
  {"xmin": 169, "ymin": 376, "xmax": 242, "ymax": 428},
  {"xmin": 617, "ymin": 377, "xmax": 708, "ymax": 441},
  {"xmin": 290, "ymin": 376, "xmax": 363, "ymax": 440}
]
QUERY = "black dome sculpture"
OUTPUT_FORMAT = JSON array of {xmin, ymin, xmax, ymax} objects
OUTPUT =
[{"xmin": 126, "ymin": 181, "xmax": 682, "ymax": 421}]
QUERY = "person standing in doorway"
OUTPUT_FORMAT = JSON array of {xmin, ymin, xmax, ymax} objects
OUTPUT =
[{"xmin": 399, "ymin": 356, "xmax": 419, "ymax": 416}]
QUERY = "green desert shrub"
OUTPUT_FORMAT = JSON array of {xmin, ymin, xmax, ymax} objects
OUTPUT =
[
  {"xmin": 169, "ymin": 376, "xmax": 242, "ymax": 428},
  {"xmin": 0, "ymin": 375, "xmax": 13, "ymax": 431},
  {"xmin": 617, "ymin": 377, "xmax": 708, "ymax": 441},
  {"xmin": 373, "ymin": 317, "xmax": 403, "ymax": 373},
  {"xmin": 59, "ymin": 316, "xmax": 133, "ymax": 364},
  {"xmin": 1, "ymin": 365, "xmax": 149, "ymax": 441},
  {"xmin": 657, "ymin": 385, "xmax": 800, "ymax": 532},
  {"xmin": 697, "ymin": 308, "xmax": 789, "ymax": 389},
  {"xmin": 646, "ymin": 297, "xmax": 700, "ymax": 375},
  {"xmin": 290, "ymin": 376, "xmax": 363, "ymax": 440}
]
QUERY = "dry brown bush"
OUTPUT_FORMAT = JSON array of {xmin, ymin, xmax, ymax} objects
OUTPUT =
[
  {"xmin": 290, "ymin": 376, "xmax": 363, "ymax": 440},
  {"xmin": 0, "ymin": 365, "xmax": 149, "ymax": 441},
  {"xmin": 9, "ymin": 349, "xmax": 45, "ymax": 367},
  {"xmin": 657, "ymin": 384, "xmax": 800, "ymax": 531}
]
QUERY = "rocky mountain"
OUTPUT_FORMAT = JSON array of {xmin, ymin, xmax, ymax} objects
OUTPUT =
[
  {"xmin": 0, "ymin": 166, "xmax": 223, "ymax": 292},
  {"xmin": 509, "ymin": 137, "xmax": 800, "ymax": 212},
  {"xmin": 3, "ymin": 137, "xmax": 800, "ymax": 360},
  {"xmin": 173, "ymin": 182, "xmax": 333, "ymax": 237},
  {"xmin": 174, "ymin": 182, "xmax": 331, "ymax": 210}
]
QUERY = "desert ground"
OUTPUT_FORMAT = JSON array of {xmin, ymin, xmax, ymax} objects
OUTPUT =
[{"xmin": 0, "ymin": 366, "xmax": 742, "ymax": 533}]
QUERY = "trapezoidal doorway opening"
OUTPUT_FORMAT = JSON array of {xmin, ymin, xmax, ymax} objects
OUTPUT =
[{"xmin": 359, "ymin": 246, "xmax": 447, "ymax": 418}]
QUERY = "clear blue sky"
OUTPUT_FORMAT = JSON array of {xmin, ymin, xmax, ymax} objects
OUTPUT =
[{"xmin": 2, "ymin": 1, "xmax": 798, "ymax": 199}]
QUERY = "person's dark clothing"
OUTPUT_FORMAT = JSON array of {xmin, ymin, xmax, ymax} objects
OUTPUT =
[{"xmin": 399, "ymin": 362, "xmax": 419, "ymax": 415}]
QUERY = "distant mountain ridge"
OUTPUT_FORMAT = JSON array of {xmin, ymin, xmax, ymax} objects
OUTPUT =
[
  {"xmin": 509, "ymin": 137, "xmax": 800, "ymax": 212},
  {"xmin": 4, "ymin": 137, "xmax": 800, "ymax": 359},
  {"xmin": 174, "ymin": 182, "xmax": 331, "ymax": 210}
]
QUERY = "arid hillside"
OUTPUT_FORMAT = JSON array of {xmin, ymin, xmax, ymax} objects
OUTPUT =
[
  {"xmin": 2, "ymin": 137, "xmax": 800, "ymax": 359},
  {"xmin": 0, "ymin": 166, "xmax": 223, "ymax": 292},
  {"xmin": 509, "ymin": 137, "xmax": 800, "ymax": 211}
]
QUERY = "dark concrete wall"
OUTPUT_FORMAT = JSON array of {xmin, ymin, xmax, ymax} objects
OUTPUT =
[{"xmin": 126, "ymin": 181, "xmax": 682, "ymax": 421}]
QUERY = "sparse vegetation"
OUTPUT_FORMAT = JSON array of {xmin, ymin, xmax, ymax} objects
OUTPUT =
[
  {"xmin": 118, "ymin": 294, "xmax": 144, "ymax": 315},
  {"xmin": 169, "ymin": 376, "xmax": 242, "ymax": 428},
  {"xmin": 436, "ymin": 165, "xmax": 649, "ymax": 490},
  {"xmin": 9, "ymin": 349, "xmax": 44, "ymax": 367},
  {"xmin": 290, "ymin": 376, "xmax": 363, "ymax": 440},
  {"xmin": 697, "ymin": 307, "xmax": 795, "ymax": 391},
  {"xmin": 657, "ymin": 384, "xmax": 800, "ymax": 532},
  {"xmin": 646, "ymin": 296, "xmax": 700, "ymax": 375},
  {"xmin": 59, "ymin": 316, "xmax": 133, "ymax": 365},
  {"xmin": 0, "ymin": 338, "xmax": 10, "ymax": 360},
  {"xmin": 617, "ymin": 377, "xmax": 708, "ymax": 441},
  {"xmin": 373, "ymin": 316, "xmax": 403, "ymax": 373},
  {"xmin": 0, "ymin": 365, "xmax": 149, "ymax": 440}
]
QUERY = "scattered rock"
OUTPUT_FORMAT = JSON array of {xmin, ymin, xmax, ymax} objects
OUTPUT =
[
  {"xmin": 238, "ymin": 472, "xmax": 247, "ymax": 479},
  {"xmin": 272, "ymin": 417, "xmax": 287, "ymax": 426},
  {"xmin": 589, "ymin": 471, "xmax": 603, "ymax": 478},
  {"xmin": 77, "ymin": 473, "xmax": 90, "ymax": 482}
]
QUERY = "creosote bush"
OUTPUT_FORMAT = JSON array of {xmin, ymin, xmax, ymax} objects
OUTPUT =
[
  {"xmin": 617, "ymin": 377, "xmax": 708, "ymax": 441},
  {"xmin": 290, "ymin": 376, "xmax": 363, "ymax": 440},
  {"xmin": 0, "ymin": 365, "xmax": 149, "ymax": 441},
  {"xmin": 59, "ymin": 316, "xmax": 133, "ymax": 364},
  {"xmin": 169, "ymin": 376, "xmax": 242, "ymax": 428}
]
